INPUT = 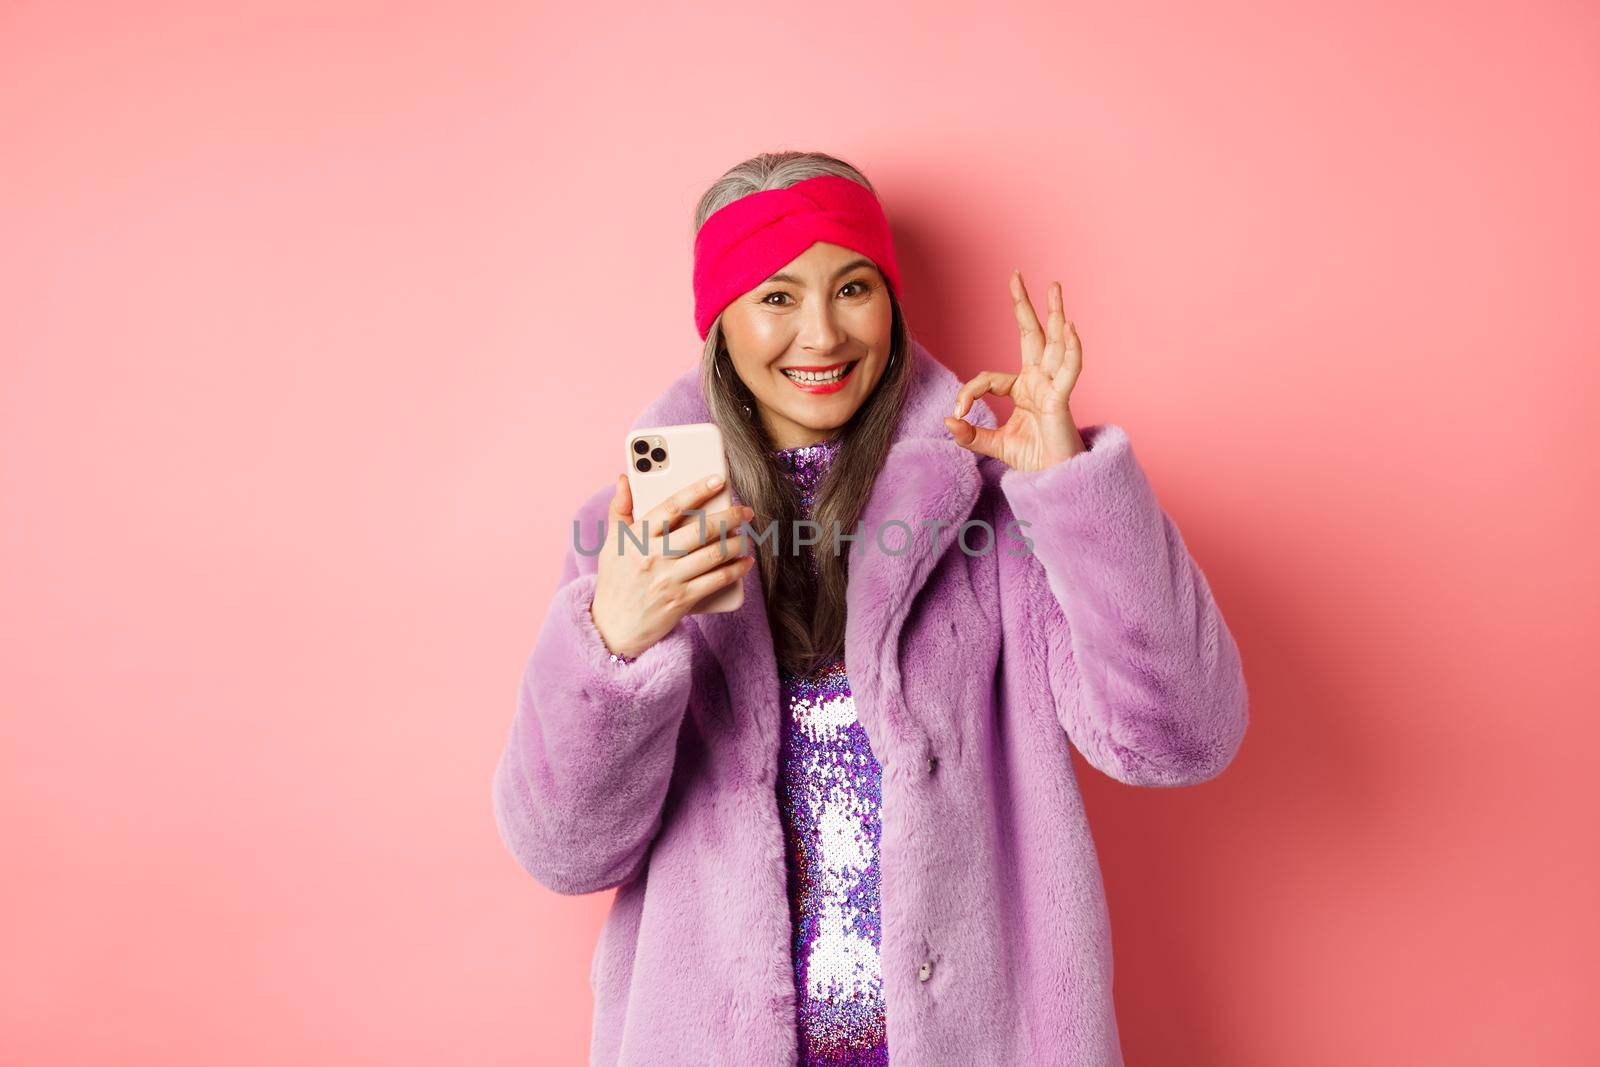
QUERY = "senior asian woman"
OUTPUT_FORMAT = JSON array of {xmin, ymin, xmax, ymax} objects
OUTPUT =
[{"xmin": 492, "ymin": 150, "xmax": 1249, "ymax": 1067}]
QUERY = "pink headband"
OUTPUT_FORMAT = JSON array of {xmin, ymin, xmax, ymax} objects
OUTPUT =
[{"xmin": 692, "ymin": 174, "xmax": 903, "ymax": 340}]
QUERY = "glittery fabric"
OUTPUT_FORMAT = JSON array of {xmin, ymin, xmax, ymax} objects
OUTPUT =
[{"xmin": 771, "ymin": 434, "xmax": 889, "ymax": 1066}]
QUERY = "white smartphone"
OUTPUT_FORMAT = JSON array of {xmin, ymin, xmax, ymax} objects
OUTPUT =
[{"xmin": 623, "ymin": 421, "xmax": 746, "ymax": 614}]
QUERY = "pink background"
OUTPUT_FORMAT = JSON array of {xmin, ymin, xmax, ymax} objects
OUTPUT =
[{"xmin": 3, "ymin": 2, "xmax": 1596, "ymax": 1064}]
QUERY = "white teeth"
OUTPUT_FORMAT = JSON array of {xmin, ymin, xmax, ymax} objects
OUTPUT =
[{"xmin": 783, "ymin": 364, "xmax": 849, "ymax": 384}]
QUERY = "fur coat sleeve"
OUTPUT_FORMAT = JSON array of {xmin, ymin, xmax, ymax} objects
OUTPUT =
[
  {"xmin": 993, "ymin": 423, "xmax": 1249, "ymax": 787},
  {"xmin": 491, "ymin": 491, "xmax": 696, "ymax": 895}
]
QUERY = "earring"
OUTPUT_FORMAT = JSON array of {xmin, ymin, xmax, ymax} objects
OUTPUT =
[{"xmin": 715, "ymin": 353, "xmax": 753, "ymax": 415}]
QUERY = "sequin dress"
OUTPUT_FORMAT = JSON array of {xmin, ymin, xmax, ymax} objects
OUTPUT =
[{"xmin": 771, "ymin": 435, "xmax": 889, "ymax": 1066}]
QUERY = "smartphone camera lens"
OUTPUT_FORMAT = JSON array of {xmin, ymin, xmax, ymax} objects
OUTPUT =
[
  {"xmin": 632, "ymin": 439, "xmax": 649, "ymax": 455},
  {"xmin": 650, "ymin": 447, "xmax": 666, "ymax": 462},
  {"xmin": 634, "ymin": 457, "xmax": 650, "ymax": 473}
]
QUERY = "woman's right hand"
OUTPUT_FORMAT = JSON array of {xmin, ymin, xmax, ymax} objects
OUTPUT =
[{"xmin": 590, "ymin": 473, "xmax": 755, "ymax": 660}]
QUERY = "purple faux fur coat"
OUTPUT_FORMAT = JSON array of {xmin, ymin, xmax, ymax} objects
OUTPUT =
[{"xmin": 493, "ymin": 339, "xmax": 1248, "ymax": 1065}]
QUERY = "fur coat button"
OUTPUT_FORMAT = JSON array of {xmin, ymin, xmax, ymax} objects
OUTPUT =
[{"xmin": 918, "ymin": 960, "xmax": 934, "ymax": 982}]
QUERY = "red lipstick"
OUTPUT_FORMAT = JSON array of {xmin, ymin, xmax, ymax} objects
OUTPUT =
[{"xmin": 780, "ymin": 360, "xmax": 856, "ymax": 395}]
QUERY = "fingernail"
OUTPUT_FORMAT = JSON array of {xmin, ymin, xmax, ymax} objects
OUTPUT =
[{"xmin": 707, "ymin": 475, "xmax": 724, "ymax": 488}]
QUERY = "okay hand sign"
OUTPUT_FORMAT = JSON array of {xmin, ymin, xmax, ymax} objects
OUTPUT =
[{"xmin": 944, "ymin": 271, "xmax": 1088, "ymax": 471}]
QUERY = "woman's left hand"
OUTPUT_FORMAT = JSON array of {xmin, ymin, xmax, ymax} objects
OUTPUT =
[{"xmin": 945, "ymin": 270, "xmax": 1087, "ymax": 471}]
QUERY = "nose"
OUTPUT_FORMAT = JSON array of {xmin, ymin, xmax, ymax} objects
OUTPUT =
[{"xmin": 798, "ymin": 292, "xmax": 847, "ymax": 353}]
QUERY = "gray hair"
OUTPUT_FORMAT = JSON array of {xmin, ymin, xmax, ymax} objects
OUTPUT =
[{"xmin": 691, "ymin": 150, "xmax": 912, "ymax": 675}]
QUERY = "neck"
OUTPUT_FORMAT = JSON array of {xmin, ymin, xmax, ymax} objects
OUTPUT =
[
  {"xmin": 759, "ymin": 409, "xmax": 843, "ymax": 451},
  {"xmin": 772, "ymin": 432, "xmax": 840, "ymax": 452}
]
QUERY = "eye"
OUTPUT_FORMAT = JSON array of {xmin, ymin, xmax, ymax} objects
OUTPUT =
[{"xmin": 762, "ymin": 279, "xmax": 871, "ymax": 306}]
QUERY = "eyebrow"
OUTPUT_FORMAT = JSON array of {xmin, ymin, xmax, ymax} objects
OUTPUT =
[{"xmin": 761, "ymin": 257, "xmax": 878, "ymax": 286}]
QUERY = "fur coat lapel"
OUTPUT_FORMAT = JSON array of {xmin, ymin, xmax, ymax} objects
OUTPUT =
[{"xmin": 624, "ymin": 338, "xmax": 998, "ymax": 770}]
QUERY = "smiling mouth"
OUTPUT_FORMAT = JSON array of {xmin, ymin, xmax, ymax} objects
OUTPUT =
[{"xmin": 780, "ymin": 361, "xmax": 857, "ymax": 386}]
